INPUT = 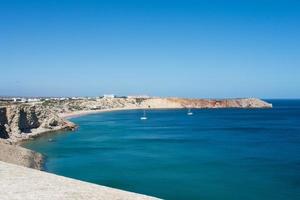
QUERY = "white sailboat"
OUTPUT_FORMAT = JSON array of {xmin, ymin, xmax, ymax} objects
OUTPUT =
[
  {"xmin": 187, "ymin": 108, "xmax": 193, "ymax": 116},
  {"xmin": 140, "ymin": 110, "xmax": 147, "ymax": 120}
]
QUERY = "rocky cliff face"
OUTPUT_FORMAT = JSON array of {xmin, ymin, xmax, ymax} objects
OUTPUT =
[
  {"xmin": 167, "ymin": 98, "xmax": 272, "ymax": 108},
  {"xmin": 0, "ymin": 107, "xmax": 9, "ymax": 139},
  {"xmin": 0, "ymin": 104, "xmax": 76, "ymax": 143}
]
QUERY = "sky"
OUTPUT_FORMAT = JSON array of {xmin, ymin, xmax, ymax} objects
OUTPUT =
[{"xmin": 0, "ymin": 0, "xmax": 299, "ymax": 98}]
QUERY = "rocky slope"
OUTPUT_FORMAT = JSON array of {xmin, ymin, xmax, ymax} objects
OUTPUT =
[
  {"xmin": 0, "ymin": 104, "xmax": 76, "ymax": 169},
  {"xmin": 0, "ymin": 104, "xmax": 76, "ymax": 143}
]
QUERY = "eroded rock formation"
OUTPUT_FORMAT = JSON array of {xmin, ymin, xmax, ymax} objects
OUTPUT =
[{"xmin": 0, "ymin": 104, "xmax": 76, "ymax": 142}]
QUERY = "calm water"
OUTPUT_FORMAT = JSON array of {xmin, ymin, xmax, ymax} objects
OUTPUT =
[{"xmin": 24, "ymin": 100, "xmax": 300, "ymax": 200}]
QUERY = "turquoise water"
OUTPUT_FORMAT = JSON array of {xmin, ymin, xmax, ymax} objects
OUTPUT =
[{"xmin": 24, "ymin": 100, "xmax": 300, "ymax": 200}]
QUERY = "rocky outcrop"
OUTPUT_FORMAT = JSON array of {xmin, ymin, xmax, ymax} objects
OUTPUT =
[
  {"xmin": 0, "ymin": 142, "xmax": 43, "ymax": 169},
  {"xmin": 0, "ymin": 104, "xmax": 76, "ymax": 169},
  {"xmin": 0, "ymin": 107, "xmax": 9, "ymax": 139},
  {"xmin": 0, "ymin": 104, "xmax": 76, "ymax": 143}
]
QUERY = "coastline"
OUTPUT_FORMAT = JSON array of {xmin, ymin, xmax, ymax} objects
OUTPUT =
[
  {"xmin": 59, "ymin": 107, "xmax": 181, "ymax": 119},
  {"xmin": 0, "ymin": 107, "xmax": 163, "ymax": 199},
  {"xmin": 1, "ymin": 97, "xmax": 273, "ymax": 168},
  {"xmin": 60, "ymin": 107, "xmax": 146, "ymax": 119},
  {"xmin": 0, "ymin": 97, "xmax": 273, "ymax": 199}
]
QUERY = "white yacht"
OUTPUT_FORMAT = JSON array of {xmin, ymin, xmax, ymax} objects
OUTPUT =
[
  {"xmin": 140, "ymin": 110, "xmax": 147, "ymax": 120},
  {"xmin": 187, "ymin": 108, "xmax": 193, "ymax": 116}
]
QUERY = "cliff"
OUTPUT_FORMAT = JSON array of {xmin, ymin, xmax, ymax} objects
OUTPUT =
[
  {"xmin": 0, "ymin": 104, "xmax": 76, "ymax": 169},
  {"xmin": 0, "ymin": 104, "xmax": 76, "ymax": 143}
]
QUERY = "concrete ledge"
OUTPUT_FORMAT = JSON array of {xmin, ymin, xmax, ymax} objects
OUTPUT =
[{"xmin": 0, "ymin": 161, "xmax": 159, "ymax": 200}]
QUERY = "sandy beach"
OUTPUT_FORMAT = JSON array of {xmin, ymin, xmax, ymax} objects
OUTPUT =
[{"xmin": 59, "ymin": 107, "xmax": 141, "ymax": 119}]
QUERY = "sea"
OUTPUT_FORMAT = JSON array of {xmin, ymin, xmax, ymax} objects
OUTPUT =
[{"xmin": 24, "ymin": 100, "xmax": 300, "ymax": 200}]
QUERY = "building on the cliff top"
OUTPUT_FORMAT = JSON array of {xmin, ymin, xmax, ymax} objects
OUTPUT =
[
  {"xmin": 127, "ymin": 95, "xmax": 150, "ymax": 99},
  {"xmin": 27, "ymin": 98, "xmax": 41, "ymax": 102},
  {"xmin": 13, "ymin": 98, "xmax": 27, "ymax": 102},
  {"xmin": 103, "ymin": 94, "xmax": 115, "ymax": 98}
]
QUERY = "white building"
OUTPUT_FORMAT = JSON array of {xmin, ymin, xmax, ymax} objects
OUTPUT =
[
  {"xmin": 12, "ymin": 98, "xmax": 27, "ymax": 102},
  {"xmin": 27, "ymin": 98, "xmax": 41, "ymax": 102},
  {"xmin": 103, "ymin": 94, "xmax": 115, "ymax": 98},
  {"xmin": 127, "ymin": 95, "xmax": 150, "ymax": 99}
]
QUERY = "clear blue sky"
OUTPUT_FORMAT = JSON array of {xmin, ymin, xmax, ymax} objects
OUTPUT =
[{"xmin": 1, "ymin": 0, "xmax": 299, "ymax": 98}]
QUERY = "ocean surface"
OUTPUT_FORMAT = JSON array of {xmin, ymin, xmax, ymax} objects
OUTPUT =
[{"xmin": 24, "ymin": 100, "xmax": 300, "ymax": 200}]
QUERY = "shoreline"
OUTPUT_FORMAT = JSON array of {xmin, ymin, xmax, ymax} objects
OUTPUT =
[
  {"xmin": 60, "ymin": 107, "xmax": 146, "ymax": 119},
  {"xmin": 2, "ymin": 96, "xmax": 273, "ymax": 168},
  {"xmin": 22, "ymin": 104, "xmax": 273, "ymax": 167},
  {"xmin": 0, "ymin": 97, "xmax": 273, "ymax": 199},
  {"xmin": 19, "ymin": 103, "xmax": 274, "ymax": 145},
  {"xmin": 59, "ymin": 105, "xmax": 273, "ymax": 120},
  {"xmin": 16, "ymin": 108, "xmax": 142, "ymax": 146},
  {"xmin": 59, "ymin": 107, "xmax": 183, "ymax": 119}
]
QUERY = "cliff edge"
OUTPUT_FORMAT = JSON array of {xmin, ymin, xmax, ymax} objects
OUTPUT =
[
  {"xmin": 0, "ymin": 104, "xmax": 76, "ymax": 143},
  {"xmin": 0, "ymin": 104, "xmax": 76, "ymax": 169}
]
